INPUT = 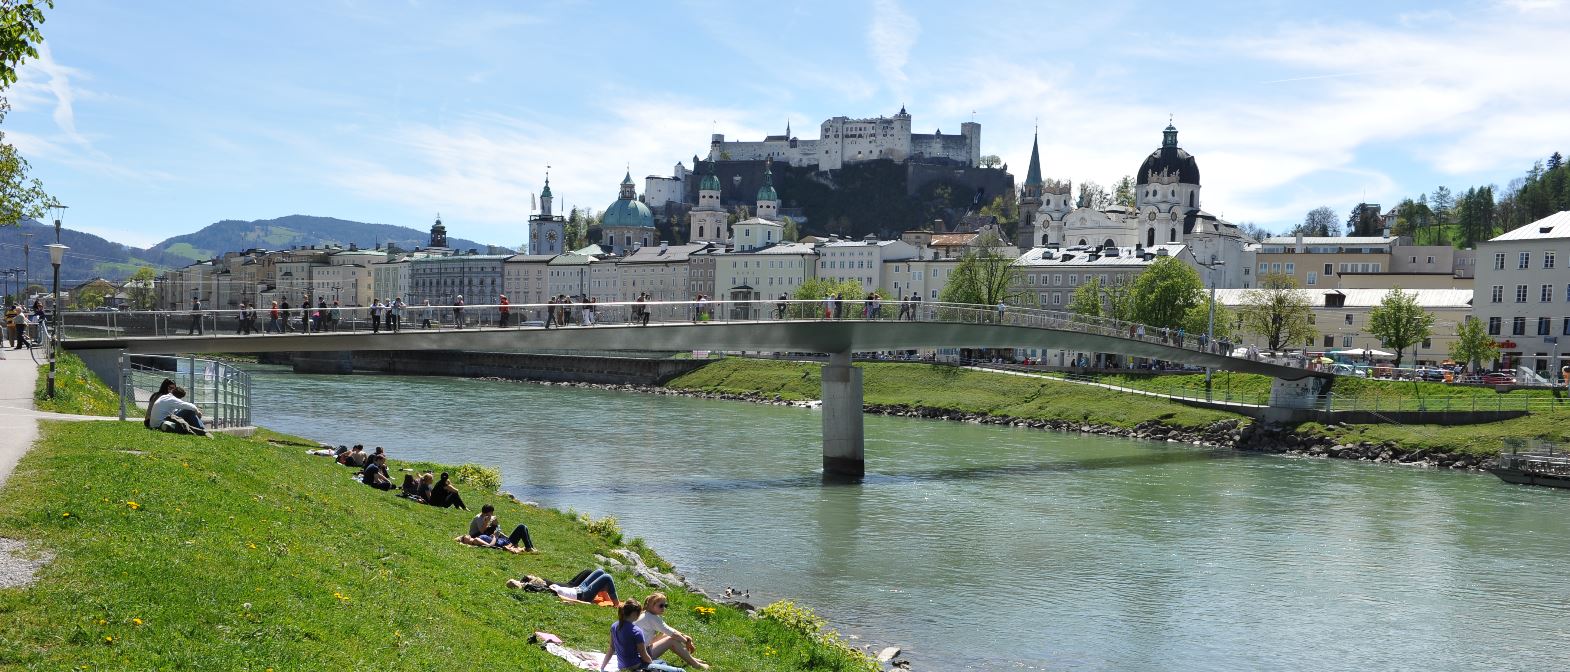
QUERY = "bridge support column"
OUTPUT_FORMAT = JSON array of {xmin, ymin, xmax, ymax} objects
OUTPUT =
[
  {"xmin": 821, "ymin": 350, "xmax": 864, "ymax": 478},
  {"xmin": 1268, "ymin": 377, "xmax": 1321, "ymax": 409}
]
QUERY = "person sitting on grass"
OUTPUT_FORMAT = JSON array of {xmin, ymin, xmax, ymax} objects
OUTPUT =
[
  {"xmin": 359, "ymin": 455, "xmax": 394, "ymax": 491},
  {"xmin": 456, "ymin": 504, "xmax": 536, "ymax": 553},
  {"xmin": 417, "ymin": 472, "xmax": 435, "ymax": 501},
  {"xmin": 635, "ymin": 592, "xmax": 709, "ymax": 669},
  {"xmin": 398, "ymin": 474, "xmax": 424, "ymax": 502},
  {"xmin": 425, "ymin": 472, "xmax": 467, "ymax": 510},
  {"xmin": 143, "ymin": 378, "xmax": 177, "ymax": 429},
  {"xmin": 149, "ymin": 386, "xmax": 210, "ymax": 437},
  {"xmin": 599, "ymin": 599, "xmax": 683, "ymax": 672},
  {"xmin": 336, "ymin": 445, "xmax": 366, "ymax": 467}
]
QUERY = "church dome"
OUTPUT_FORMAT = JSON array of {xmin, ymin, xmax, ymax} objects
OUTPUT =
[
  {"xmin": 700, "ymin": 172, "xmax": 721, "ymax": 192},
  {"xmin": 603, "ymin": 169, "xmax": 656, "ymax": 229},
  {"xmin": 1135, "ymin": 124, "xmax": 1200, "ymax": 186}
]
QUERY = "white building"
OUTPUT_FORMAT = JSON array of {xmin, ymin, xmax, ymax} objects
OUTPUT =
[
  {"xmin": 709, "ymin": 107, "xmax": 980, "ymax": 171},
  {"xmin": 1215, "ymin": 287, "xmax": 1474, "ymax": 365},
  {"xmin": 817, "ymin": 238, "xmax": 918, "ymax": 294},
  {"xmin": 1474, "ymin": 210, "xmax": 1570, "ymax": 374},
  {"xmin": 1024, "ymin": 123, "xmax": 1254, "ymax": 288},
  {"xmin": 528, "ymin": 175, "xmax": 567, "ymax": 256},
  {"xmin": 644, "ymin": 161, "xmax": 689, "ymax": 211},
  {"xmin": 716, "ymin": 242, "xmax": 819, "ymax": 314},
  {"xmin": 617, "ymin": 242, "xmax": 715, "ymax": 302}
]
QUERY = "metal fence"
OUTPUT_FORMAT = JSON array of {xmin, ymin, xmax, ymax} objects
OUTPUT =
[{"xmin": 118, "ymin": 354, "xmax": 251, "ymax": 428}]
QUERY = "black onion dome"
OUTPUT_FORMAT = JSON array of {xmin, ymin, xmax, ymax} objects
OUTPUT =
[
  {"xmin": 1136, "ymin": 124, "xmax": 1200, "ymax": 186},
  {"xmin": 1136, "ymin": 146, "xmax": 1201, "ymax": 185}
]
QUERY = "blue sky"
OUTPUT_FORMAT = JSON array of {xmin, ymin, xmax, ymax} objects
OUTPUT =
[{"xmin": 8, "ymin": 0, "xmax": 1570, "ymax": 248}]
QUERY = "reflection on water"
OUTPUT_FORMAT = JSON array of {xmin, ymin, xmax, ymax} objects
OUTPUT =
[{"xmin": 249, "ymin": 367, "xmax": 1570, "ymax": 672}]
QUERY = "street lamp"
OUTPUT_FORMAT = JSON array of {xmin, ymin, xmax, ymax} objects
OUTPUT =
[
  {"xmin": 1200, "ymin": 258, "xmax": 1226, "ymax": 399},
  {"xmin": 46, "ymin": 242, "xmax": 68, "ymax": 398}
]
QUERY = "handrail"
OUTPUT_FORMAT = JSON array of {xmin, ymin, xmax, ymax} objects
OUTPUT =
[{"xmin": 55, "ymin": 299, "xmax": 1334, "ymax": 375}]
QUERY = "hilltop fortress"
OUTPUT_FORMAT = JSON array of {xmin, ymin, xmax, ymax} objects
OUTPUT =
[{"xmin": 708, "ymin": 106, "xmax": 980, "ymax": 171}]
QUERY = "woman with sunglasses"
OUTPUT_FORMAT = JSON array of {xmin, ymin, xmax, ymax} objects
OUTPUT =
[{"xmin": 635, "ymin": 592, "xmax": 709, "ymax": 669}]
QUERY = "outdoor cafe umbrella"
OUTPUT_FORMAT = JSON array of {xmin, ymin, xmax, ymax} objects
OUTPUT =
[
  {"xmin": 1314, "ymin": 356, "xmax": 1335, "ymax": 364},
  {"xmin": 1333, "ymin": 348, "xmax": 1394, "ymax": 358}
]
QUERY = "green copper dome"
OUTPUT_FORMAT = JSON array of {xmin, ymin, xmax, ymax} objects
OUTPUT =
[
  {"xmin": 541, "ymin": 175, "xmax": 553, "ymax": 199},
  {"xmin": 757, "ymin": 161, "xmax": 778, "ymax": 202},
  {"xmin": 603, "ymin": 198, "xmax": 654, "ymax": 228},
  {"xmin": 700, "ymin": 171, "xmax": 722, "ymax": 192}
]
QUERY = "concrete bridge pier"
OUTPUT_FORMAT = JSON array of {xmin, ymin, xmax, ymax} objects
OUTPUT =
[{"xmin": 821, "ymin": 350, "xmax": 865, "ymax": 479}]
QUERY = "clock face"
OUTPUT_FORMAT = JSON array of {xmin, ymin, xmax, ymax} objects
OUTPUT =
[{"xmin": 547, "ymin": 231, "xmax": 558, "ymax": 241}]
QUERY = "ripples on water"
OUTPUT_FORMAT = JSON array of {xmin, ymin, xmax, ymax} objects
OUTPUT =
[{"xmin": 249, "ymin": 367, "xmax": 1570, "ymax": 671}]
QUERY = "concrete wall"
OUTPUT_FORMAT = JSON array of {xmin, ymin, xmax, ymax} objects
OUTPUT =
[{"xmin": 266, "ymin": 350, "xmax": 709, "ymax": 386}]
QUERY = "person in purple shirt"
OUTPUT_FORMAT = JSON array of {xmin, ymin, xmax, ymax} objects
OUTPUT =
[{"xmin": 599, "ymin": 600, "xmax": 681, "ymax": 672}]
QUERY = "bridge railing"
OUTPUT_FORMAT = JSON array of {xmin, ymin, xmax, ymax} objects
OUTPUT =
[
  {"xmin": 57, "ymin": 299, "xmax": 1314, "ymax": 372},
  {"xmin": 118, "ymin": 354, "xmax": 252, "ymax": 428}
]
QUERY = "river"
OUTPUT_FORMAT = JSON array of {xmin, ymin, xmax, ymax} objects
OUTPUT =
[{"xmin": 246, "ymin": 365, "xmax": 1570, "ymax": 671}]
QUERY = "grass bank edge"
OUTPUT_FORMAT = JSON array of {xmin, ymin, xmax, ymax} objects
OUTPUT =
[{"xmin": 0, "ymin": 422, "xmax": 878, "ymax": 671}]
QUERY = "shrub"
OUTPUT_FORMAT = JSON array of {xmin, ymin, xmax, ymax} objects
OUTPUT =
[
  {"xmin": 577, "ymin": 512, "xmax": 623, "ymax": 544},
  {"xmin": 453, "ymin": 463, "xmax": 501, "ymax": 493},
  {"xmin": 757, "ymin": 600, "xmax": 879, "ymax": 672}
]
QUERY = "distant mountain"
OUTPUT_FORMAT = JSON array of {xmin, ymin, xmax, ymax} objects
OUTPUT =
[
  {"xmin": 147, "ymin": 215, "xmax": 492, "ymax": 261},
  {"xmin": 0, "ymin": 220, "xmax": 194, "ymax": 286}
]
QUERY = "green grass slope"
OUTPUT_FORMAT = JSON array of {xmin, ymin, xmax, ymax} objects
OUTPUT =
[
  {"xmin": 0, "ymin": 423, "xmax": 873, "ymax": 671},
  {"xmin": 668, "ymin": 359, "xmax": 1245, "ymax": 429},
  {"xmin": 34, "ymin": 352, "xmax": 121, "ymax": 417}
]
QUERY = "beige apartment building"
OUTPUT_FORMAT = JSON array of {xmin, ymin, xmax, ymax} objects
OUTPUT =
[
  {"xmin": 1214, "ymin": 287, "xmax": 1473, "ymax": 365},
  {"xmin": 1474, "ymin": 211, "xmax": 1570, "ymax": 374},
  {"xmin": 1256, "ymin": 234, "xmax": 1469, "ymax": 290}
]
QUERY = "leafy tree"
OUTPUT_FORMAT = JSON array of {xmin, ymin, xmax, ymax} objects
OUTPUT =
[
  {"xmin": 0, "ymin": 0, "xmax": 55, "ymax": 228},
  {"xmin": 1346, "ymin": 203, "xmax": 1381, "ymax": 236},
  {"xmin": 1182, "ymin": 294, "xmax": 1235, "ymax": 341},
  {"xmin": 1076, "ymin": 181, "xmax": 1108, "ymax": 209},
  {"xmin": 789, "ymin": 278, "xmax": 869, "ymax": 318},
  {"xmin": 1238, "ymin": 273, "xmax": 1315, "ymax": 352},
  {"xmin": 1128, "ymin": 256, "xmax": 1203, "ymax": 329},
  {"xmin": 1236, "ymin": 221, "xmax": 1271, "ymax": 242},
  {"xmin": 939, "ymin": 233, "xmax": 1035, "ymax": 308},
  {"xmin": 74, "ymin": 284, "xmax": 107, "ymax": 309},
  {"xmin": 780, "ymin": 216, "xmax": 799, "ymax": 242},
  {"xmin": 1296, "ymin": 206, "xmax": 1339, "ymax": 237},
  {"xmin": 977, "ymin": 193, "xmax": 1018, "ymax": 239},
  {"xmin": 1366, "ymin": 286, "xmax": 1434, "ymax": 367},
  {"xmin": 1112, "ymin": 175, "xmax": 1135, "ymax": 208},
  {"xmin": 1067, "ymin": 276, "xmax": 1105, "ymax": 318},
  {"xmin": 979, "ymin": 154, "xmax": 1002, "ymax": 169},
  {"xmin": 1449, "ymin": 316, "xmax": 1498, "ymax": 373},
  {"xmin": 1429, "ymin": 185, "xmax": 1454, "ymax": 235},
  {"xmin": 126, "ymin": 266, "xmax": 158, "ymax": 309}
]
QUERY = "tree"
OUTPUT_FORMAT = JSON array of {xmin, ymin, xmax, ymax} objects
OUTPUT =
[
  {"xmin": 1549, "ymin": 152, "xmax": 1564, "ymax": 172},
  {"xmin": 1112, "ymin": 175, "xmax": 1136, "ymax": 208},
  {"xmin": 1346, "ymin": 203, "xmax": 1381, "ymax": 236},
  {"xmin": 979, "ymin": 154, "xmax": 1002, "ymax": 169},
  {"xmin": 1430, "ymin": 185, "xmax": 1454, "ymax": 235},
  {"xmin": 939, "ymin": 233, "xmax": 1035, "ymax": 307},
  {"xmin": 1182, "ymin": 294, "xmax": 1235, "ymax": 341},
  {"xmin": 977, "ymin": 192, "xmax": 1018, "ymax": 239},
  {"xmin": 1295, "ymin": 206, "xmax": 1339, "ymax": 237},
  {"xmin": 1237, "ymin": 222, "xmax": 1271, "ymax": 242},
  {"xmin": 1366, "ymin": 287, "xmax": 1435, "ymax": 367},
  {"xmin": 1128, "ymin": 256, "xmax": 1203, "ymax": 329},
  {"xmin": 74, "ymin": 284, "xmax": 107, "ymax": 309},
  {"xmin": 0, "ymin": 0, "xmax": 55, "ymax": 228},
  {"xmin": 126, "ymin": 266, "xmax": 158, "ymax": 309},
  {"xmin": 1067, "ymin": 274, "xmax": 1134, "ymax": 322},
  {"xmin": 789, "ymin": 278, "xmax": 869, "ymax": 318},
  {"xmin": 1238, "ymin": 273, "xmax": 1315, "ymax": 352},
  {"xmin": 1075, "ymin": 181, "xmax": 1108, "ymax": 209},
  {"xmin": 780, "ymin": 216, "xmax": 799, "ymax": 242},
  {"xmin": 1449, "ymin": 316, "xmax": 1498, "ymax": 373}
]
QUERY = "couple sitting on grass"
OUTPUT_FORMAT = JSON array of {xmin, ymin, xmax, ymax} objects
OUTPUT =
[
  {"xmin": 510, "ymin": 572, "xmax": 708, "ymax": 670},
  {"xmin": 455, "ymin": 504, "xmax": 536, "ymax": 553},
  {"xmin": 144, "ymin": 378, "xmax": 211, "ymax": 437}
]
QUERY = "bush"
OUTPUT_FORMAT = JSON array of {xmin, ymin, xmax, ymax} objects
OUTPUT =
[
  {"xmin": 453, "ymin": 463, "xmax": 501, "ymax": 493},
  {"xmin": 577, "ymin": 512, "xmax": 623, "ymax": 545},
  {"xmin": 757, "ymin": 600, "xmax": 879, "ymax": 672}
]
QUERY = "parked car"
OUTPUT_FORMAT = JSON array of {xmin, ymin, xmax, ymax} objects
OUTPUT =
[
  {"xmin": 1482, "ymin": 371, "xmax": 1516, "ymax": 385},
  {"xmin": 1415, "ymin": 366, "xmax": 1447, "ymax": 382}
]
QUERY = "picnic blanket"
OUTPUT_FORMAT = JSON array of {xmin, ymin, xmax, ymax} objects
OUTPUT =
[{"xmin": 543, "ymin": 642, "xmax": 603, "ymax": 670}]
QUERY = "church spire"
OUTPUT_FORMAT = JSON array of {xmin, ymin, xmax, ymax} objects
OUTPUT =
[{"xmin": 1024, "ymin": 127, "xmax": 1043, "ymax": 187}]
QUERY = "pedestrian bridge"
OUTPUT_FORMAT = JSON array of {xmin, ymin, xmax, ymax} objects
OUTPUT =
[{"xmin": 59, "ymin": 300, "xmax": 1333, "ymax": 476}]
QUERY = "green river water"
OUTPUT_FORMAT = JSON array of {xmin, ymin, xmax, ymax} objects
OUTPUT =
[{"xmin": 248, "ymin": 366, "xmax": 1570, "ymax": 671}]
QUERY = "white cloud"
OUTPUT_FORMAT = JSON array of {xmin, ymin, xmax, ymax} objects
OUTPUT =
[{"xmin": 867, "ymin": 0, "xmax": 919, "ymax": 92}]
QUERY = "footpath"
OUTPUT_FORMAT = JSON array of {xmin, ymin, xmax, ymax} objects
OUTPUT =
[{"xmin": 0, "ymin": 351, "xmax": 122, "ymax": 488}]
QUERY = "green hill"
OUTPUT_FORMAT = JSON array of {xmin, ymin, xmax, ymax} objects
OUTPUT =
[{"xmin": 149, "ymin": 215, "xmax": 492, "ymax": 261}]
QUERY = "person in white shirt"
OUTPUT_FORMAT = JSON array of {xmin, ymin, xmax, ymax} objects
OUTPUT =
[
  {"xmin": 633, "ymin": 592, "xmax": 709, "ymax": 669},
  {"xmin": 149, "ymin": 386, "xmax": 208, "ymax": 436}
]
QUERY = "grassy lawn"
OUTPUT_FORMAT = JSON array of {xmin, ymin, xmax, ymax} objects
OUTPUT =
[
  {"xmin": 668, "ymin": 358, "xmax": 1247, "ymax": 429},
  {"xmin": 1301, "ymin": 413, "xmax": 1570, "ymax": 457},
  {"xmin": 0, "ymin": 423, "xmax": 873, "ymax": 671},
  {"xmin": 1083, "ymin": 371, "xmax": 1564, "ymax": 402},
  {"xmin": 33, "ymin": 352, "xmax": 122, "ymax": 417}
]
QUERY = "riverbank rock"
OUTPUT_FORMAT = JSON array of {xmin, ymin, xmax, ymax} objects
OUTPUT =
[{"xmin": 876, "ymin": 646, "xmax": 902, "ymax": 662}]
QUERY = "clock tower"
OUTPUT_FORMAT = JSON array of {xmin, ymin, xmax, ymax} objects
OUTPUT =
[{"xmin": 528, "ymin": 172, "xmax": 567, "ymax": 255}]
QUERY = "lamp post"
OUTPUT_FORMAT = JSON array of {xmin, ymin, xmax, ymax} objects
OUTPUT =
[
  {"xmin": 1200, "ymin": 259, "xmax": 1225, "ymax": 399},
  {"xmin": 21, "ymin": 231, "xmax": 32, "ymax": 303},
  {"xmin": 46, "ymin": 242, "xmax": 68, "ymax": 398}
]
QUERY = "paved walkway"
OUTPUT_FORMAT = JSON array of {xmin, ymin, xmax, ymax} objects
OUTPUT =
[
  {"xmin": 0, "ymin": 351, "xmax": 123, "ymax": 488},
  {"xmin": 961, "ymin": 365, "xmax": 1269, "ymax": 408}
]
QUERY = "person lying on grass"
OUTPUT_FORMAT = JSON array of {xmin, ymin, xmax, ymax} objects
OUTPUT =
[
  {"xmin": 600, "ymin": 599, "xmax": 684, "ymax": 672},
  {"xmin": 508, "ymin": 568, "xmax": 618, "ymax": 605},
  {"xmin": 635, "ymin": 592, "xmax": 709, "ymax": 669},
  {"xmin": 455, "ymin": 504, "xmax": 536, "ymax": 553}
]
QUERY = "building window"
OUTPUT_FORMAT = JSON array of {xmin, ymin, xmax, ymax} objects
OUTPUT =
[
  {"xmin": 1489, "ymin": 316, "xmax": 1501, "ymax": 335},
  {"xmin": 1258, "ymin": 263, "xmax": 1268, "ymax": 274},
  {"xmin": 1520, "ymin": 251, "xmax": 1531, "ymax": 269},
  {"xmin": 1052, "ymin": 292, "xmax": 1062, "ymax": 305},
  {"xmin": 1517, "ymin": 285, "xmax": 1529, "ymax": 303},
  {"xmin": 1306, "ymin": 271, "xmax": 1317, "ymax": 285},
  {"xmin": 1494, "ymin": 252, "xmax": 1506, "ymax": 270},
  {"xmin": 1342, "ymin": 335, "xmax": 1354, "ymax": 347},
  {"xmin": 1513, "ymin": 316, "xmax": 1527, "ymax": 335},
  {"xmin": 1538, "ymin": 317, "xmax": 1552, "ymax": 336},
  {"xmin": 1053, "ymin": 274, "xmax": 1063, "ymax": 285},
  {"xmin": 1324, "ymin": 335, "xmax": 1335, "ymax": 347},
  {"xmin": 1345, "ymin": 313, "xmax": 1354, "ymax": 325},
  {"xmin": 1285, "ymin": 263, "xmax": 1295, "ymax": 275},
  {"xmin": 1545, "ymin": 285, "xmax": 1555, "ymax": 302},
  {"xmin": 1492, "ymin": 285, "xmax": 1504, "ymax": 303},
  {"xmin": 1563, "ymin": 317, "xmax": 1570, "ymax": 336},
  {"xmin": 1270, "ymin": 263, "xmax": 1282, "ymax": 273},
  {"xmin": 1324, "ymin": 263, "xmax": 1333, "ymax": 276}
]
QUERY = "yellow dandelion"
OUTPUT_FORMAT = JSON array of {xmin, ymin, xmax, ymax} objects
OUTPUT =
[
  {"xmin": 126, "ymin": 501, "xmax": 141, "ymax": 510},
  {"xmin": 96, "ymin": 619, "xmax": 106, "ymax": 625},
  {"xmin": 247, "ymin": 543, "xmax": 257, "ymax": 550},
  {"xmin": 61, "ymin": 512, "xmax": 71, "ymax": 517},
  {"xmin": 132, "ymin": 618, "xmax": 143, "ymax": 626},
  {"xmin": 103, "ymin": 635, "xmax": 113, "ymax": 644}
]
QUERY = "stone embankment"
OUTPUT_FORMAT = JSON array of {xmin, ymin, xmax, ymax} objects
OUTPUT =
[{"xmin": 488, "ymin": 378, "xmax": 1495, "ymax": 471}]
